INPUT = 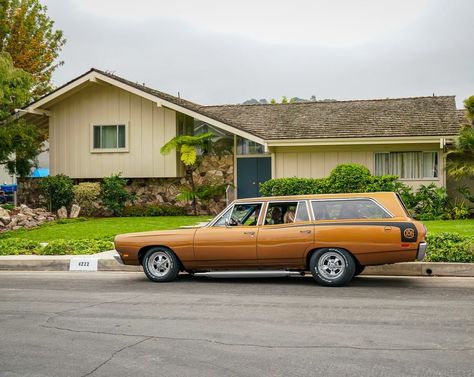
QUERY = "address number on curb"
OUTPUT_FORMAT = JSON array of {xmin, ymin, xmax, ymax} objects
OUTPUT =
[{"xmin": 69, "ymin": 258, "xmax": 98, "ymax": 271}]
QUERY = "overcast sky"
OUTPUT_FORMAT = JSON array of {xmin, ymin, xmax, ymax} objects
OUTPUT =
[{"xmin": 43, "ymin": 0, "xmax": 473, "ymax": 107}]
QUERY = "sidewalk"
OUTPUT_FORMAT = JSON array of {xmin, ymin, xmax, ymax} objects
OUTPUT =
[{"xmin": 0, "ymin": 251, "xmax": 473, "ymax": 276}]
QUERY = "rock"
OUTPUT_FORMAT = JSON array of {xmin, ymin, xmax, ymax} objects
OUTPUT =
[
  {"xmin": 70, "ymin": 204, "xmax": 81, "ymax": 218},
  {"xmin": 0, "ymin": 207, "xmax": 10, "ymax": 219},
  {"xmin": 57, "ymin": 206, "xmax": 68, "ymax": 218}
]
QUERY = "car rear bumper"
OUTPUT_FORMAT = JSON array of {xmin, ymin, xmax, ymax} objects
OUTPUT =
[{"xmin": 417, "ymin": 242, "xmax": 428, "ymax": 261}]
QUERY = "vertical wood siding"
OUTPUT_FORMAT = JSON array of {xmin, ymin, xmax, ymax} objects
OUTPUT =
[
  {"xmin": 49, "ymin": 84, "xmax": 177, "ymax": 178},
  {"xmin": 273, "ymin": 144, "xmax": 445, "ymax": 189}
]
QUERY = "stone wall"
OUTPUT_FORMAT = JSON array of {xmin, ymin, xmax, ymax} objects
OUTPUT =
[
  {"xmin": 127, "ymin": 155, "xmax": 234, "ymax": 214},
  {"xmin": 17, "ymin": 154, "xmax": 234, "ymax": 215}
]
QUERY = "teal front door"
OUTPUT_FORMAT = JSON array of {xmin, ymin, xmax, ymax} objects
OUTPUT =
[{"xmin": 237, "ymin": 157, "xmax": 271, "ymax": 198}]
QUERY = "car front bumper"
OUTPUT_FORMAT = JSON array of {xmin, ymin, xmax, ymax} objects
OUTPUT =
[
  {"xmin": 113, "ymin": 252, "xmax": 125, "ymax": 265},
  {"xmin": 417, "ymin": 242, "xmax": 428, "ymax": 261}
]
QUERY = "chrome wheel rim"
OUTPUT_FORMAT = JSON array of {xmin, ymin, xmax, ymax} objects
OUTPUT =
[
  {"xmin": 317, "ymin": 251, "xmax": 346, "ymax": 280},
  {"xmin": 147, "ymin": 251, "xmax": 172, "ymax": 277}
]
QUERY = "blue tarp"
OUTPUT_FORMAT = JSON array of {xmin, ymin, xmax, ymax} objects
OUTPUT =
[
  {"xmin": 31, "ymin": 168, "xmax": 49, "ymax": 178},
  {"xmin": 0, "ymin": 184, "xmax": 17, "ymax": 193}
]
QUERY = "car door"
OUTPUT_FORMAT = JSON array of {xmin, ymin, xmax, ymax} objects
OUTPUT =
[
  {"xmin": 257, "ymin": 200, "xmax": 314, "ymax": 267},
  {"xmin": 193, "ymin": 202, "xmax": 263, "ymax": 268}
]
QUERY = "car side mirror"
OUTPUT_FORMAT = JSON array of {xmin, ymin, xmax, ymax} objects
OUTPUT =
[{"xmin": 225, "ymin": 218, "xmax": 230, "ymax": 228}]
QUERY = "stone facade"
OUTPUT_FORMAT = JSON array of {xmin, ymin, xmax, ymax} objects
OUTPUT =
[
  {"xmin": 17, "ymin": 155, "xmax": 234, "ymax": 216},
  {"xmin": 127, "ymin": 155, "xmax": 234, "ymax": 215}
]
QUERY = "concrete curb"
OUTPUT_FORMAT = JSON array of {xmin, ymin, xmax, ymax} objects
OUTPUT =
[
  {"xmin": 0, "ymin": 256, "xmax": 473, "ymax": 276},
  {"xmin": 363, "ymin": 262, "xmax": 474, "ymax": 277}
]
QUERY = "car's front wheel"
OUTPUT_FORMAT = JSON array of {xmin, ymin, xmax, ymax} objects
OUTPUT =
[
  {"xmin": 142, "ymin": 247, "xmax": 180, "ymax": 282},
  {"xmin": 309, "ymin": 248, "xmax": 356, "ymax": 287}
]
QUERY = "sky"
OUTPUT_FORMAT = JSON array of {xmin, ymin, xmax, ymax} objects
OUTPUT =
[{"xmin": 43, "ymin": 0, "xmax": 473, "ymax": 108}]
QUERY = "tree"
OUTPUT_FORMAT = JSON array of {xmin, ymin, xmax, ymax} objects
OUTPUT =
[
  {"xmin": 447, "ymin": 96, "xmax": 474, "ymax": 180},
  {"xmin": 160, "ymin": 132, "xmax": 215, "ymax": 215},
  {"xmin": 0, "ymin": 0, "xmax": 66, "ymax": 97},
  {"xmin": 464, "ymin": 95, "xmax": 474, "ymax": 126},
  {"xmin": 0, "ymin": 51, "xmax": 33, "ymax": 119},
  {"xmin": 0, "ymin": 52, "xmax": 44, "ymax": 177}
]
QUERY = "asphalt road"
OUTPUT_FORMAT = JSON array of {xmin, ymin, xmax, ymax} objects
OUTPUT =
[{"xmin": 0, "ymin": 272, "xmax": 473, "ymax": 377}]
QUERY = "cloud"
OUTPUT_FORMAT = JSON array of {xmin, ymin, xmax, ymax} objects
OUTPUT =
[{"xmin": 44, "ymin": 0, "xmax": 474, "ymax": 107}]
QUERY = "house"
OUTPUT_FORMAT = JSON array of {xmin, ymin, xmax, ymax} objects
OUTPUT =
[{"xmin": 18, "ymin": 68, "xmax": 463, "ymax": 212}]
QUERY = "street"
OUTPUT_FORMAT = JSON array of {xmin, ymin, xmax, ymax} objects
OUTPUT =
[{"xmin": 0, "ymin": 272, "xmax": 473, "ymax": 377}]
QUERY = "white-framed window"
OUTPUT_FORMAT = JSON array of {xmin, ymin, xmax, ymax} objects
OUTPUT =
[
  {"xmin": 92, "ymin": 124, "xmax": 127, "ymax": 151},
  {"xmin": 374, "ymin": 152, "xmax": 438, "ymax": 179},
  {"xmin": 236, "ymin": 136, "xmax": 265, "ymax": 155}
]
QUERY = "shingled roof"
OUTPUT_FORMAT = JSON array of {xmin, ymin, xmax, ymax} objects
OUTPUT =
[
  {"xmin": 89, "ymin": 70, "xmax": 461, "ymax": 140},
  {"xmin": 29, "ymin": 69, "xmax": 462, "ymax": 141},
  {"xmin": 201, "ymin": 96, "xmax": 461, "ymax": 140}
]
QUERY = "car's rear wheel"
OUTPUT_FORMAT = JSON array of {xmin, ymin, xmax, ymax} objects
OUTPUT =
[
  {"xmin": 142, "ymin": 247, "xmax": 180, "ymax": 282},
  {"xmin": 354, "ymin": 264, "xmax": 366, "ymax": 276},
  {"xmin": 309, "ymin": 248, "xmax": 356, "ymax": 287}
]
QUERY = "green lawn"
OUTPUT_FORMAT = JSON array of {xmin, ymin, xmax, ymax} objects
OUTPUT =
[
  {"xmin": 424, "ymin": 219, "xmax": 474, "ymax": 237},
  {"xmin": 0, "ymin": 216, "xmax": 211, "ymax": 242},
  {"xmin": 1, "ymin": 217, "xmax": 472, "ymax": 243}
]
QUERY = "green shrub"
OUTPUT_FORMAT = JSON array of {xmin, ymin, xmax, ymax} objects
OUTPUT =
[
  {"xmin": 38, "ymin": 174, "xmax": 74, "ymax": 212},
  {"xmin": 73, "ymin": 182, "xmax": 101, "ymax": 216},
  {"xmin": 100, "ymin": 174, "xmax": 134, "ymax": 216},
  {"xmin": 123, "ymin": 204, "xmax": 187, "ymax": 217},
  {"xmin": 260, "ymin": 177, "xmax": 328, "ymax": 196},
  {"xmin": 413, "ymin": 184, "xmax": 448, "ymax": 220},
  {"xmin": 0, "ymin": 204, "xmax": 14, "ymax": 211},
  {"xmin": 42, "ymin": 239, "xmax": 114, "ymax": 255},
  {"xmin": 426, "ymin": 233, "xmax": 474, "ymax": 263},
  {"xmin": 0, "ymin": 238, "xmax": 114, "ymax": 255},
  {"xmin": 326, "ymin": 164, "xmax": 371, "ymax": 193},
  {"xmin": 0, "ymin": 238, "xmax": 42, "ymax": 255},
  {"xmin": 444, "ymin": 200, "xmax": 471, "ymax": 220}
]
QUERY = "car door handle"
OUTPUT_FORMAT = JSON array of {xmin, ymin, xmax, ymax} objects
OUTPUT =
[
  {"xmin": 244, "ymin": 231, "xmax": 255, "ymax": 235},
  {"xmin": 384, "ymin": 226, "xmax": 392, "ymax": 232},
  {"xmin": 300, "ymin": 230, "xmax": 312, "ymax": 234}
]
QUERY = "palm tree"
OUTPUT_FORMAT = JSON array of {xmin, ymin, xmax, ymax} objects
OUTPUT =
[
  {"xmin": 447, "ymin": 96, "xmax": 474, "ymax": 180},
  {"xmin": 160, "ymin": 132, "xmax": 214, "ymax": 215}
]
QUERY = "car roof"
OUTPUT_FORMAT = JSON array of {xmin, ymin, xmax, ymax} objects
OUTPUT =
[{"xmin": 235, "ymin": 192, "xmax": 397, "ymax": 202}]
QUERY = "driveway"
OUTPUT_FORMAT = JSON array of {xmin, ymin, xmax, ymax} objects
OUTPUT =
[{"xmin": 0, "ymin": 272, "xmax": 473, "ymax": 377}]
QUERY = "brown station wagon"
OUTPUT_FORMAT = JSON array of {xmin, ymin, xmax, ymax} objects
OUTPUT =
[{"xmin": 114, "ymin": 192, "xmax": 427, "ymax": 286}]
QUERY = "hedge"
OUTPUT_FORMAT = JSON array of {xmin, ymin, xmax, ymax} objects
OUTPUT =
[
  {"xmin": 0, "ymin": 238, "xmax": 114, "ymax": 256},
  {"xmin": 425, "ymin": 233, "xmax": 474, "ymax": 263}
]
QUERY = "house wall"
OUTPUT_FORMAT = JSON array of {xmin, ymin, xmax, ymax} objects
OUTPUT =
[
  {"xmin": 49, "ymin": 83, "xmax": 177, "ymax": 178},
  {"xmin": 272, "ymin": 143, "xmax": 445, "ymax": 190}
]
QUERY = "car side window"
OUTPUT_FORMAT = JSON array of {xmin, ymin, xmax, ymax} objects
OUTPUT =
[
  {"xmin": 295, "ymin": 201, "xmax": 310, "ymax": 222},
  {"xmin": 264, "ymin": 201, "xmax": 308, "ymax": 225},
  {"xmin": 214, "ymin": 203, "xmax": 262, "ymax": 226},
  {"xmin": 312, "ymin": 199, "xmax": 391, "ymax": 220}
]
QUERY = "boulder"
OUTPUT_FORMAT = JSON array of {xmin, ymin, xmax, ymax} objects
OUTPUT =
[
  {"xmin": 70, "ymin": 204, "xmax": 81, "ymax": 218},
  {"xmin": 0, "ymin": 207, "xmax": 10, "ymax": 219},
  {"xmin": 57, "ymin": 206, "xmax": 68, "ymax": 219}
]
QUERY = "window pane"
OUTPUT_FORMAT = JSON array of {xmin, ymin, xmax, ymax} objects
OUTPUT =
[
  {"xmin": 423, "ymin": 152, "xmax": 438, "ymax": 178},
  {"xmin": 295, "ymin": 201, "xmax": 310, "ymax": 222},
  {"xmin": 93, "ymin": 126, "xmax": 101, "ymax": 149},
  {"xmin": 214, "ymin": 207, "xmax": 234, "ymax": 226},
  {"xmin": 118, "ymin": 125, "xmax": 126, "ymax": 148},
  {"xmin": 231, "ymin": 203, "xmax": 262, "ymax": 226},
  {"xmin": 237, "ymin": 137, "xmax": 264, "ymax": 155},
  {"xmin": 264, "ymin": 202, "xmax": 298, "ymax": 225},
  {"xmin": 311, "ymin": 199, "xmax": 391, "ymax": 220},
  {"xmin": 101, "ymin": 126, "xmax": 118, "ymax": 148},
  {"xmin": 389, "ymin": 152, "xmax": 422, "ymax": 179},
  {"xmin": 374, "ymin": 153, "xmax": 389, "ymax": 176}
]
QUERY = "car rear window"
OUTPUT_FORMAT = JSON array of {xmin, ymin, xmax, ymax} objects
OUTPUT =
[{"xmin": 311, "ymin": 199, "xmax": 392, "ymax": 220}]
